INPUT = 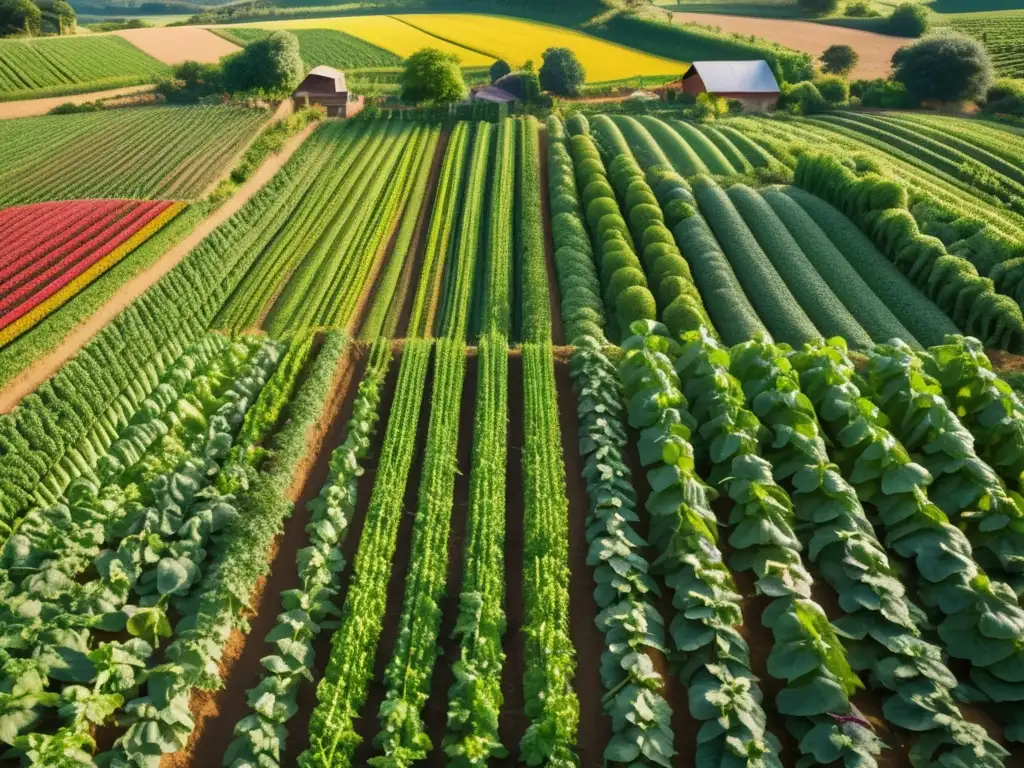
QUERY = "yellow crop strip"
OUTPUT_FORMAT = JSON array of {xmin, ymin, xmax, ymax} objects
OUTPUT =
[
  {"xmin": 394, "ymin": 14, "xmax": 687, "ymax": 82},
  {"xmin": 228, "ymin": 16, "xmax": 495, "ymax": 67}
]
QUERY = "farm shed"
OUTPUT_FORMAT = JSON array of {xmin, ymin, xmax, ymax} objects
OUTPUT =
[
  {"xmin": 470, "ymin": 85, "xmax": 520, "ymax": 104},
  {"xmin": 293, "ymin": 65, "xmax": 364, "ymax": 118},
  {"xmin": 665, "ymin": 60, "xmax": 780, "ymax": 111}
]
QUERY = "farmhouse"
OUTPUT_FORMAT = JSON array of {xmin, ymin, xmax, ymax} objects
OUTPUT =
[
  {"xmin": 292, "ymin": 65, "xmax": 364, "ymax": 118},
  {"xmin": 666, "ymin": 60, "xmax": 780, "ymax": 111}
]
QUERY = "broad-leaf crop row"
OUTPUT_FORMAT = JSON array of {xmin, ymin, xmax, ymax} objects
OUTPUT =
[
  {"xmin": 520, "ymin": 343, "xmax": 579, "ymax": 767},
  {"xmin": 301, "ymin": 340, "xmax": 432, "ymax": 768}
]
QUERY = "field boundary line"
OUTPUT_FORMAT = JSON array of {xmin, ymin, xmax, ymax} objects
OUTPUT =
[
  {"xmin": 0, "ymin": 121, "xmax": 318, "ymax": 414},
  {"xmin": 0, "ymin": 84, "xmax": 156, "ymax": 120}
]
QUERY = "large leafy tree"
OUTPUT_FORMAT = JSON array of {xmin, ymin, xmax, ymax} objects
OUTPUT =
[
  {"xmin": 539, "ymin": 47, "xmax": 585, "ymax": 97},
  {"xmin": 222, "ymin": 30, "xmax": 304, "ymax": 98},
  {"xmin": 820, "ymin": 44, "xmax": 858, "ymax": 76},
  {"xmin": 0, "ymin": 0, "xmax": 41, "ymax": 36},
  {"xmin": 892, "ymin": 31, "xmax": 993, "ymax": 104},
  {"xmin": 400, "ymin": 47, "xmax": 467, "ymax": 105}
]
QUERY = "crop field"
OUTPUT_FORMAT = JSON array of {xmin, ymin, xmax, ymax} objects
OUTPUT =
[
  {"xmin": 0, "ymin": 105, "xmax": 269, "ymax": 206},
  {"xmin": 5, "ymin": 100, "xmax": 1024, "ymax": 768},
  {"xmin": 0, "ymin": 34, "xmax": 169, "ymax": 102},
  {"xmin": 949, "ymin": 13, "xmax": 1024, "ymax": 77},
  {"xmin": 217, "ymin": 27, "xmax": 402, "ymax": 70}
]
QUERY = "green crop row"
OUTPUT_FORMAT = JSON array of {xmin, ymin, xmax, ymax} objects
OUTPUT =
[
  {"xmin": 301, "ymin": 339, "xmax": 432, "ymax": 768},
  {"xmin": 483, "ymin": 119, "xmax": 515, "ymax": 339},
  {"xmin": 519, "ymin": 343, "xmax": 579, "ymax": 766},
  {"xmin": 795, "ymin": 153, "xmax": 1024, "ymax": 351},
  {"xmin": 517, "ymin": 116, "xmax": 551, "ymax": 344},
  {"xmin": 221, "ymin": 27, "xmax": 401, "ymax": 70}
]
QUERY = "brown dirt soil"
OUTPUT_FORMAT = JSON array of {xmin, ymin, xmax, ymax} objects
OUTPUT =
[
  {"xmin": 538, "ymin": 129, "xmax": 566, "ymax": 346},
  {"xmin": 161, "ymin": 339, "xmax": 368, "ymax": 768},
  {"xmin": 670, "ymin": 11, "xmax": 907, "ymax": 80},
  {"xmin": 988, "ymin": 348, "xmax": 1024, "ymax": 375},
  {"xmin": 113, "ymin": 27, "xmax": 240, "ymax": 65},
  {"xmin": 390, "ymin": 126, "xmax": 452, "ymax": 338},
  {"xmin": 351, "ymin": 346, "xmax": 436, "ymax": 764},
  {"xmin": 0, "ymin": 122, "xmax": 317, "ymax": 416},
  {"xmin": 554, "ymin": 356, "xmax": 609, "ymax": 766},
  {"xmin": 423, "ymin": 349, "xmax": 478, "ymax": 763},
  {"xmin": 0, "ymin": 85, "xmax": 155, "ymax": 119},
  {"xmin": 497, "ymin": 352, "xmax": 528, "ymax": 765}
]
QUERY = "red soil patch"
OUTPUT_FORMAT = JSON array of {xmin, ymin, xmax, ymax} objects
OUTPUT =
[
  {"xmin": 0, "ymin": 121, "xmax": 314, "ymax": 415},
  {"xmin": 113, "ymin": 27, "xmax": 240, "ymax": 66},
  {"xmin": 670, "ymin": 11, "xmax": 907, "ymax": 80}
]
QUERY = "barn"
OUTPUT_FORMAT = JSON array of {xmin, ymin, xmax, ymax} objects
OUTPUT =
[
  {"xmin": 666, "ymin": 60, "xmax": 780, "ymax": 112},
  {"xmin": 292, "ymin": 65, "xmax": 365, "ymax": 118}
]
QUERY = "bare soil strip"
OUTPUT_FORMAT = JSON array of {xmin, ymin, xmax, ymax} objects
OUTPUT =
[
  {"xmin": 670, "ymin": 11, "xmax": 906, "ymax": 79},
  {"xmin": 164, "ymin": 338, "xmax": 366, "ymax": 768},
  {"xmin": 497, "ymin": 350, "xmax": 528, "ymax": 766},
  {"xmin": 538, "ymin": 130, "xmax": 566, "ymax": 346},
  {"xmin": 0, "ymin": 122, "xmax": 317, "ymax": 415},
  {"xmin": 0, "ymin": 85, "xmax": 155, "ymax": 120},
  {"xmin": 554, "ymin": 353, "xmax": 609, "ymax": 766},
  {"xmin": 114, "ymin": 27, "xmax": 240, "ymax": 65}
]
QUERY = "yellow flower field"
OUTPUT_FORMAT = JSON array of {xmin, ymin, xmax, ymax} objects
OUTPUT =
[
  {"xmin": 394, "ymin": 14, "xmax": 688, "ymax": 82},
  {"xmin": 231, "ymin": 16, "xmax": 495, "ymax": 67}
]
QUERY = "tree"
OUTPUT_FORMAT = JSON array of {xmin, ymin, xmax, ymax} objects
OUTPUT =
[
  {"xmin": 222, "ymin": 31, "xmax": 304, "ymax": 98},
  {"xmin": 489, "ymin": 59, "xmax": 511, "ymax": 83},
  {"xmin": 798, "ymin": 0, "xmax": 840, "ymax": 15},
  {"xmin": 495, "ymin": 71, "xmax": 540, "ymax": 101},
  {"xmin": 820, "ymin": 44, "xmax": 858, "ymax": 75},
  {"xmin": 52, "ymin": 0, "xmax": 74, "ymax": 34},
  {"xmin": 539, "ymin": 47, "xmax": 585, "ymax": 97},
  {"xmin": 887, "ymin": 3, "xmax": 929, "ymax": 37},
  {"xmin": 0, "ymin": 0, "xmax": 40, "ymax": 36},
  {"xmin": 399, "ymin": 47, "xmax": 467, "ymax": 105},
  {"xmin": 892, "ymin": 31, "xmax": 993, "ymax": 105}
]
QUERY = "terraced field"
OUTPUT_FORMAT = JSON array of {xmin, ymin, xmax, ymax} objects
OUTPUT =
[{"xmin": 2, "ymin": 99, "xmax": 1024, "ymax": 768}]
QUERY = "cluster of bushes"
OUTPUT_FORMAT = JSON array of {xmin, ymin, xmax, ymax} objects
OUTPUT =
[
  {"xmin": 566, "ymin": 116, "xmax": 658, "ymax": 339},
  {"xmin": 984, "ymin": 78, "xmax": 1024, "ymax": 117},
  {"xmin": 779, "ymin": 76, "xmax": 850, "ymax": 113},
  {"xmin": 546, "ymin": 115, "xmax": 607, "ymax": 344},
  {"xmin": 795, "ymin": 152, "xmax": 1024, "ymax": 350},
  {"xmin": 158, "ymin": 30, "xmax": 304, "ymax": 103},
  {"xmin": 0, "ymin": 0, "xmax": 74, "ymax": 37}
]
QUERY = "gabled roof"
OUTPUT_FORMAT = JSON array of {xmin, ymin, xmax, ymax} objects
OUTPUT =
[
  {"xmin": 303, "ymin": 65, "xmax": 347, "ymax": 92},
  {"xmin": 472, "ymin": 85, "xmax": 520, "ymax": 104},
  {"xmin": 685, "ymin": 60, "xmax": 779, "ymax": 94}
]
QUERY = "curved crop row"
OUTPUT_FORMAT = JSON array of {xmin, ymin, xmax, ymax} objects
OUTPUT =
[
  {"xmin": 731, "ymin": 338, "xmax": 1008, "ymax": 767},
  {"xmin": 665, "ymin": 118, "xmax": 736, "ymax": 175},
  {"xmin": 634, "ymin": 115, "xmax": 707, "ymax": 176},
  {"xmin": 618, "ymin": 325, "xmax": 781, "ymax": 767},
  {"xmin": 791, "ymin": 340, "xmax": 1024, "ymax": 743}
]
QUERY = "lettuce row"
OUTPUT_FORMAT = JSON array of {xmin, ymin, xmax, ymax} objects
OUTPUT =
[
  {"xmin": 862, "ymin": 340, "xmax": 1024, "ymax": 596},
  {"xmin": 0, "ymin": 337, "xmax": 279, "ymax": 765},
  {"xmin": 671, "ymin": 326, "xmax": 886, "ymax": 767},
  {"xmin": 922, "ymin": 334, "xmax": 1024, "ymax": 495},
  {"xmin": 223, "ymin": 339, "xmax": 390, "ymax": 768},
  {"xmin": 301, "ymin": 341, "xmax": 433, "ymax": 768},
  {"xmin": 617, "ymin": 326, "xmax": 780, "ymax": 768},
  {"xmin": 373, "ymin": 339, "xmax": 467, "ymax": 765},
  {"xmin": 571, "ymin": 338, "xmax": 676, "ymax": 768},
  {"xmin": 731, "ymin": 338, "xmax": 1007, "ymax": 767},
  {"xmin": 790, "ymin": 340, "xmax": 1024, "ymax": 742},
  {"xmin": 444, "ymin": 332, "xmax": 509, "ymax": 765}
]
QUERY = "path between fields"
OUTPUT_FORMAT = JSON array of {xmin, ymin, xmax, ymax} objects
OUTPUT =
[
  {"xmin": 0, "ymin": 85, "xmax": 155, "ymax": 120},
  {"xmin": 669, "ymin": 11, "xmax": 908, "ymax": 79},
  {"xmin": 0, "ymin": 121, "xmax": 317, "ymax": 415}
]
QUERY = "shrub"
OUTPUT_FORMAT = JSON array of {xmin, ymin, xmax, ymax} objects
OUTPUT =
[
  {"xmin": 582, "ymin": 180, "xmax": 615, "ymax": 207},
  {"xmin": 615, "ymin": 286, "xmax": 657, "ymax": 335},
  {"xmin": 887, "ymin": 3, "xmax": 929, "ymax": 37},
  {"xmin": 781, "ymin": 81, "xmax": 828, "ymax": 114},
  {"xmin": 815, "ymin": 75, "xmax": 850, "ymax": 105},
  {"xmin": 605, "ymin": 267, "xmax": 647, "ymax": 305},
  {"xmin": 601, "ymin": 251, "xmax": 643, "ymax": 284},
  {"xmin": 664, "ymin": 199, "xmax": 696, "ymax": 228},
  {"xmin": 586, "ymin": 197, "xmax": 619, "ymax": 229},
  {"xmin": 820, "ymin": 44, "xmax": 859, "ymax": 76},
  {"xmin": 663, "ymin": 296, "xmax": 704, "ymax": 339},
  {"xmin": 642, "ymin": 242, "xmax": 677, "ymax": 269},
  {"xmin": 856, "ymin": 77, "xmax": 911, "ymax": 108},
  {"xmin": 550, "ymin": 193, "xmax": 579, "ymax": 216},
  {"xmin": 566, "ymin": 113, "xmax": 589, "ymax": 136},
  {"xmin": 843, "ymin": 1, "xmax": 878, "ymax": 18},
  {"xmin": 0, "ymin": 0, "xmax": 41, "ymax": 36},
  {"xmin": 641, "ymin": 225, "xmax": 675, "ymax": 251},
  {"xmin": 495, "ymin": 71, "xmax": 541, "ymax": 101},
  {"xmin": 892, "ymin": 31, "xmax": 993, "ymax": 104},
  {"xmin": 798, "ymin": 0, "xmax": 840, "ymax": 15},
  {"xmin": 49, "ymin": 100, "xmax": 104, "ymax": 114},
  {"xmin": 539, "ymin": 47, "xmax": 585, "ymax": 97},
  {"xmin": 629, "ymin": 203, "xmax": 664, "ymax": 232},
  {"xmin": 651, "ymin": 254, "xmax": 693, "ymax": 287},
  {"xmin": 158, "ymin": 59, "xmax": 224, "ymax": 104},
  {"xmin": 398, "ymin": 47, "xmax": 467, "ymax": 105},
  {"xmin": 658, "ymin": 275, "xmax": 691, "ymax": 307},
  {"xmin": 564, "ymin": 287, "xmax": 603, "ymax": 315},
  {"xmin": 222, "ymin": 31, "xmax": 303, "ymax": 99},
  {"xmin": 985, "ymin": 78, "xmax": 1024, "ymax": 116},
  {"xmin": 625, "ymin": 183, "xmax": 657, "ymax": 210},
  {"xmin": 490, "ymin": 59, "xmax": 511, "ymax": 83},
  {"xmin": 597, "ymin": 214, "xmax": 630, "ymax": 241},
  {"xmin": 573, "ymin": 320, "xmax": 605, "ymax": 342}
]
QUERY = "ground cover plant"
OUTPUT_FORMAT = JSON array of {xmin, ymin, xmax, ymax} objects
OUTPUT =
[{"xmin": 0, "ymin": 34, "xmax": 169, "ymax": 101}]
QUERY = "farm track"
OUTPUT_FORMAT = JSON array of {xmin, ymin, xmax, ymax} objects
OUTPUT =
[
  {"xmin": 0, "ymin": 121, "xmax": 317, "ymax": 415},
  {"xmin": 0, "ymin": 84, "xmax": 155, "ymax": 119},
  {"xmin": 165, "ymin": 339, "xmax": 366, "ymax": 768}
]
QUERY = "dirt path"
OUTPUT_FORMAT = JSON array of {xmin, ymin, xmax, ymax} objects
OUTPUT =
[
  {"xmin": 0, "ymin": 122, "xmax": 317, "ymax": 415},
  {"xmin": 114, "ymin": 27, "xmax": 240, "ymax": 65},
  {"xmin": 0, "ymin": 85, "xmax": 155, "ymax": 120},
  {"xmin": 670, "ymin": 11, "xmax": 908, "ymax": 79}
]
